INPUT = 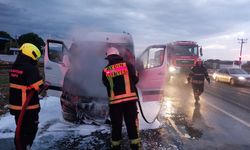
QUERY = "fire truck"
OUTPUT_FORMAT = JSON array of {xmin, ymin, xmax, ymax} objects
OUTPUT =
[
  {"xmin": 138, "ymin": 41, "xmax": 203, "ymax": 83},
  {"xmin": 166, "ymin": 41, "xmax": 203, "ymax": 81}
]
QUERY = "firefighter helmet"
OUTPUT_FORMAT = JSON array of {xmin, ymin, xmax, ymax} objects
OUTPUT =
[
  {"xmin": 20, "ymin": 43, "xmax": 41, "ymax": 61},
  {"xmin": 106, "ymin": 47, "xmax": 119, "ymax": 57},
  {"xmin": 196, "ymin": 58, "xmax": 202, "ymax": 66},
  {"xmin": 197, "ymin": 58, "xmax": 202, "ymax": 62}
]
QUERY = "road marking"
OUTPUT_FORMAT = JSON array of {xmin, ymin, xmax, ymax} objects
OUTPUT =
[
  {"xmin": 205, "ymin": 89, "xmax": 250, "ymax": 112},
  {"xmin": 205, "ymin": 101, "xmax": 250, "ymax": 128}
]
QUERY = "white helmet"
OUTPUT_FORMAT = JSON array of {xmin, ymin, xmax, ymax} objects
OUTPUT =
[{"xmin": 106, "ymin": 47, "xmax": 119, "ymax": 57}]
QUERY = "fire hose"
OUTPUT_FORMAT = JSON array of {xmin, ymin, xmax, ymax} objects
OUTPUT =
[
  {"xmin": 136, "ymin": 88, "xmax": 163, "ymax": 124},
  {"xmin": 15, "ymin": 82, "xmax": 50, "ymax": 150}
]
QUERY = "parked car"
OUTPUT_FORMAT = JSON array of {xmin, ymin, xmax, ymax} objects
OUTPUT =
[{"xmin": 212, "ymin": 68, "xmax": 250, "ymax": 86}]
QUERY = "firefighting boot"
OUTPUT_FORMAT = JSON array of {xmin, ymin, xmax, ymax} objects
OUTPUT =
[
  {"xmin": 111, "ymin": 140, "xmax": 121, "ymax": 150},
  {"xmin": 111, "ymin": 145, "xmax": 121, "ymax": 150},
  {"xmin": 194, "ymin": 96, "xmax": 200, "ymax": 105},
  {"xmin": 104, "ymin": 118, "xmax": 111, "ymax": 125},
  {"xmin": 130, "ymin": 139, "xmax": 141, "ymax": 150},
  {"xmin": 130, "ymin": 144, "xmax": 141, "ymax": 150},
  {"xmin": 26, "ymin": 145, "xmax": 31, "ymax": 150}
]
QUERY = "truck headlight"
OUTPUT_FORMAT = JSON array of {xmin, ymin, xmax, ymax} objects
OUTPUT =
[
  {"xmin": 169, "ymin": 66, "xmax": 176, "ymax": 73},
  {"xmin": 238, "ymin": 76, "xmax": 246, "ymax": 80}
]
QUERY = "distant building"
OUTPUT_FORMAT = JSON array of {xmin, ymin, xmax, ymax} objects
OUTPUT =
[
  {"xmin": 0, "ymin": 37, "xmax": 11, "ymax": 54},
  {"xmin": 219, "ymin": 60, "xmax": 234, "ymax": 68},
  {"xmin": 204, "ymin": 59, "xmax": 240, "ymax": 69},
  {"xmin": 0, "ymin": 37, "xmax": 18, "ymax": 55},
  {"xmin": 0, "ymin": 37, "xmax": 11, "ymax": 41},
  {"xmin": 204, "ymin": 59, "xmax": 220, "ymax": 69},
  {"xmin": 242, "ymin": 61, "xmax": 250, "ymax": 73},
  {"xmin": 9, "ymin": 47, "xmax": 19, "ymax": 55}
]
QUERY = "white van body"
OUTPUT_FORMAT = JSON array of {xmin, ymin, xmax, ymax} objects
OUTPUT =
[
  {"xmin": 44, "ymin": 32, "xmax": 168, "ymax": 129},
  {"xmin": 44, "ymin": 32, "xmax": 134, "ymax": 90},
  {"xmin": 44, "ymin": 32, "xmax": 137, "ymax": 122},
  {"xmin": 136, "ymin": 44, "xmax": 169, "ymax": 128}
]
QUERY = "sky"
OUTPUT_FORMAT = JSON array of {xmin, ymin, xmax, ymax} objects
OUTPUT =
[{"xmin": 1, "ymin": 0, "xmax": 250, "ymax": 60}]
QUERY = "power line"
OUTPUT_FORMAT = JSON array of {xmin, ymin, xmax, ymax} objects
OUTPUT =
[{"xmin": 237, "ymin": 38, "xmax": 247, "ymax": 65}]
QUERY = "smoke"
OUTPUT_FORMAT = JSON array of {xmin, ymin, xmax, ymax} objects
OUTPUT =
[
  {"xmin": 63, "ymin": 40, "xmax": 108, "ymax": 98},
  {"xmin": 62, "ymin": 30, "xmax": 136, "ymax": 100}
]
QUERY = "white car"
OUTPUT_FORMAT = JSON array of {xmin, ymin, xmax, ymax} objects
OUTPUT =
[{"xmin": 213, "ymin": 68, "xmax": 250, "ymax": 86}]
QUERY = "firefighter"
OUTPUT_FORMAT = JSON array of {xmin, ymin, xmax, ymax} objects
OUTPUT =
[
  {"xmin": 188, "ymin": 58, "xmax": 210, "ymax": 104},
  {"xmin": 102, "ymin": 47, "xmax": 140, "ymax": 150},
  {"xmin": 9, "ymin": 43, "xmax": 43, "ymax": 150}
]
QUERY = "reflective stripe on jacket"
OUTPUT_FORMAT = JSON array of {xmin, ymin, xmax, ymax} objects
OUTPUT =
[
  {"xmin": 8, "ymin": 80, "xmax": 43, "ymax": 110},
  {"xmin": 189, "ymin": 65, "xmax": 209, "ymax": 85},
  {"xmin": 191, "ymin": 80, "xmax": 204, "ymax": 84},
  {"xmin": 8, "ymin": 54, "xmax": 43, "ymax": 114},
  {"xmin": 102, "ymin": 55, "xmax": 139, "ymax": 105}
]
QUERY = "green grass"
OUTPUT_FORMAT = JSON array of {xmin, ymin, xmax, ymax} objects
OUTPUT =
[
  {"xmin": 0, "ymin": 66, "xmax": 44, "ymax": 115},
  {"xmin": 0, "ymin": 68, "xmax": 9, "ymax": 115}
]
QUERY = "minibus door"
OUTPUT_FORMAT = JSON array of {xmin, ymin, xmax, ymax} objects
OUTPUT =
[{"xmin": 44, "ymin": 39, "xmax": 69, "ymax": 90}]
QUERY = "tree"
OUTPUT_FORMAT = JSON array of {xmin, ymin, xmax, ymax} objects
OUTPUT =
[
  {"xmin": 17, "ymin": 32, "xmax": 45, "ymax": 53},
  {"xmin": 242, "ymin": 61, "xmax": 250, "ymax": 73},
  {"xmin": 0, "ymin": 31, "xmax": 13, "ymax": 39}
]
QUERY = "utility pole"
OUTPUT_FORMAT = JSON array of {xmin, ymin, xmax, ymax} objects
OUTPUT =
[{"xmin": 237, "ymin": 38, "xmax": 247, "ymax": 66}]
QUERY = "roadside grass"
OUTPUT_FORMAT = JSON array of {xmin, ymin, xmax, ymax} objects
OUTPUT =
[
  {"xmin": 0, "ymin": 68, "xmax": 9, "ymax": 115},
  {"xmin": 0, "ymin": 65, "xmax": 44, "ymax": 116}
]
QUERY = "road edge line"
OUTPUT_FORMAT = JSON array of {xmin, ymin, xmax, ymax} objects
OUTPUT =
[{"xmin": 205, "ymin": 101, "xmax": 250, "ymax": 128}]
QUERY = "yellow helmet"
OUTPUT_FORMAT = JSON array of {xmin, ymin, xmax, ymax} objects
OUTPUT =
[{"xmin": 20, "ymin": 43, "xmax": 41, "ymax": 60}]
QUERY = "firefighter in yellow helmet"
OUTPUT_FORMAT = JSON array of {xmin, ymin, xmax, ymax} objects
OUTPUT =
[
  {"xmin": 102, "ymin": 47, "xmax": 141, "ymax": 150},
  {"xmin": 188, "ymin": 58, "xmax": 210, "ymax": 104},
  {"xmin": 9, "ymin": 43, "xmax": 43, "ymax": 150}
]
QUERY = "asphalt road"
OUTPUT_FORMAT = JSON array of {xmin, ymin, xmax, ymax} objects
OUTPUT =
[
  {"xmin": 1, "ymin": 80, "xmax": 250, "ymax": 150},
  {"xmin": 163, "ymin": 78, "xmax": 250, "ymax": 150}
]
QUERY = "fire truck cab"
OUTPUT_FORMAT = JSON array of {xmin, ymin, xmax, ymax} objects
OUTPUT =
[
  {"xmin": 166, "ymin": 41, "xmax": 203, "ymax": 80},
  {"xmin": 137, "ymin": 41, "xmax": 202, "ymax": 87}
]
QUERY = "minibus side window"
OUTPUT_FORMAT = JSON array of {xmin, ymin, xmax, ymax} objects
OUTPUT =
[
  {"xmin": 48, "ymin": 43, "xmax": 64, "ymax": 63},
  {"xmin": 140, "ymin": 51, "xmax": 149, "ymax": 69},
  {"xmin": 147, "ymin": 48, "xmax": 165, "ymax": 68}
]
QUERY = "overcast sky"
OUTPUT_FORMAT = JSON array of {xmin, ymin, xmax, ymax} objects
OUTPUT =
[{"xmin": 1, "ymin": 0, "xmax": 250, "ymax": 60}]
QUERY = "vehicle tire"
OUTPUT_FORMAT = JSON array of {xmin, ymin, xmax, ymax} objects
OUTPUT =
[{"xmin": 230, "ymin": 78, "xmax": 235, "ymax": 86}]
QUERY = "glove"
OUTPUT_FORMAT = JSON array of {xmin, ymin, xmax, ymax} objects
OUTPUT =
[{"xmin": 39, "ymin": 81, "xmax": 50, "ymax": 98}]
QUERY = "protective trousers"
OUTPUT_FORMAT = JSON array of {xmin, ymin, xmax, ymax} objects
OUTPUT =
[
  {"xmin": 109, "ymin": 101, "xmax": 140, "ymax": 150},
  {"xmin": 192, "ymin": 83, "xmax": 204, "ymax": 101},
  {"xmin": 14, "ymin": 111, "xmax": 39, "ymax": 150}
]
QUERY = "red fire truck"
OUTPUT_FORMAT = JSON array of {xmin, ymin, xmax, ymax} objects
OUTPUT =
[{"xmin": 166, "ymin": 41, "xmax": 203, "ymax": 81}]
